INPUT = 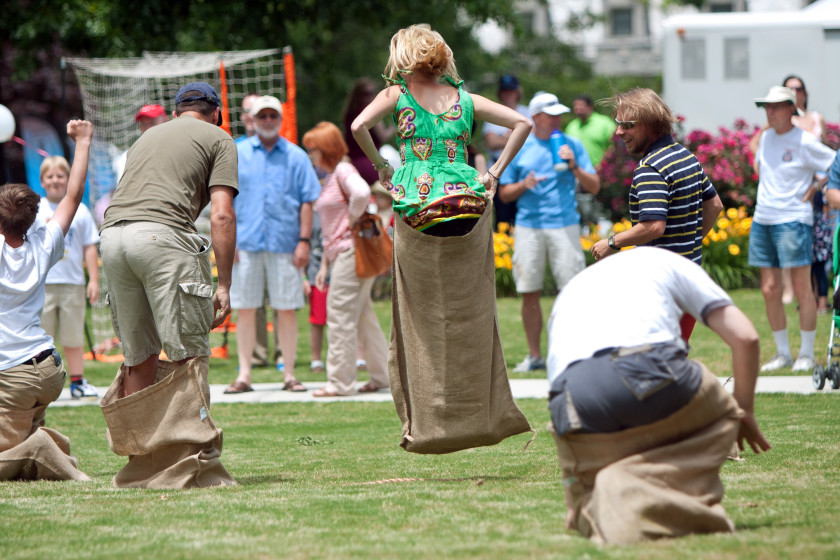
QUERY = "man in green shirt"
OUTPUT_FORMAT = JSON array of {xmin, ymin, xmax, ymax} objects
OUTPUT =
[{"xmin": 564, "ymin": 95, "xmax": 616, "ymax": 167}]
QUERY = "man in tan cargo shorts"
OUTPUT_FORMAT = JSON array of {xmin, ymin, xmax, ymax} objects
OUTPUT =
[{"xmin": 99, "ymin": 82, "xmax": 238, "ymax": 488}]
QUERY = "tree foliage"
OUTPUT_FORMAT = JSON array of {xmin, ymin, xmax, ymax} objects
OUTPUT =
[{"xmin": 2, "ymin": 0, "xmax": 517, "ymax": 130}]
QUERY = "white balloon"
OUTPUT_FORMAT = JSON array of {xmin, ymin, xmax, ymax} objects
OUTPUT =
[{"xmin": 0, "ymin": 104, "xmax": 15, "ymax": 143}]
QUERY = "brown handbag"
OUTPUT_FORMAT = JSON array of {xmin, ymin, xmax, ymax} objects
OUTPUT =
[
  {"xmin": 352, "ymin": 212, "xmax": 393, "ymax": 278},
  {"xmin": 336, "ymin": 172, "xmax": 393, "ymax": 278}
]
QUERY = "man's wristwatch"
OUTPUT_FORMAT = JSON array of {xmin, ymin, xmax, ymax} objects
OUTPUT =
[
  {"xmin": 298, "ymin": 237, "xmax": 311, "ymax": 244},
  {"xmin": 569, "ymin": 161, "xmax": 578, "ymax": 171},
  {"xmin": 608, "ymin": 235, "xmax": 618, "ymax": 250}
]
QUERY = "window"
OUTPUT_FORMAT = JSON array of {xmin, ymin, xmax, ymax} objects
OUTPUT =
[
  {"xmin": 724, "ymin": 37, "xmax": 749, "ymax": 79},
  {"xmin": 611, "ymin": 8, "xmax": 633, "ymax": 37},
  {"xmin": 710, "ymin": 3, "xmax": 734, "ymax": 12},
  {"xmin": 681, "ymin": 38, "xmax": 706, "ymax": 80}
]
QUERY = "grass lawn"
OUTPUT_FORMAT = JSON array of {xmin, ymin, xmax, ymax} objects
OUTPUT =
[{"xmin": 3, "ymin": 290, "xmax": 839, "ymax": 559}]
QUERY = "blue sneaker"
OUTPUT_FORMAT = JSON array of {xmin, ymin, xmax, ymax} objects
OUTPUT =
[{"xmin": 70, "ymin": 378, "xmax": 98, "ymax": 399}]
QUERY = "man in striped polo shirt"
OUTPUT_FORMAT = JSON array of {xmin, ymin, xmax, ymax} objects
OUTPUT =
[{"xmin": 591, "ymin": 88, "xmax": 723, "ymax": 338}]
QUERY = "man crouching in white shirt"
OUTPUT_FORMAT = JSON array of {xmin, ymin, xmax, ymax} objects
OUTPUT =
[{"xmin": 546, "ymin": 247, "xmax": 771, "ymax": 545}]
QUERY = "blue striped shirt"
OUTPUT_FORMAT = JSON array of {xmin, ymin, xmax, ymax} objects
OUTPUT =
[{"xmin": 629, "ymin": 135, "xmax": 717, "ymax": 264}]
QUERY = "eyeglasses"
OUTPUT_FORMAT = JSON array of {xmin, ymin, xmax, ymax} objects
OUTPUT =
[
  {"xmin": 789, "ymin": 86, "xmax": 805, "ymax": 92},
  {"xmin": 614, "ymin": 118, "xmax": 636, "ymax": 129}
]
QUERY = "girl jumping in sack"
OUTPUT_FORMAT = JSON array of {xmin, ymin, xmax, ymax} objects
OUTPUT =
[{"xmin": 351, "ymin": 24, "xmax": 533, "ymax": 453}]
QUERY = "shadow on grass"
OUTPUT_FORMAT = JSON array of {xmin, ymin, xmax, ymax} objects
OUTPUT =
[
  {"xmin": 231, "ymin": 474, "xmax": 297, "ymax": 485},
  {"xmin": 351, "ymin": 475, "xmax": 523, "ymax": 486}
]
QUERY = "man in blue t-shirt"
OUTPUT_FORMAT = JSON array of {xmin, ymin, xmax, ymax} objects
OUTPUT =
[{"xmin": 499, "ymin": 92, "xmax": 600, "ymax": 373}]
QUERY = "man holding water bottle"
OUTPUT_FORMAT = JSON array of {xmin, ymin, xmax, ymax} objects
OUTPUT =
[{"xmin": 499, "ymin": 92, "xmax": 600, "ymax": 372}]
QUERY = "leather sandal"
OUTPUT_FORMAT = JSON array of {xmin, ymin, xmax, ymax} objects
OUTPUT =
[
  {"xmin": 223, "ymin": 380, "xmax": 253, "ymax": 394},
  {"xmin": 283, "ymin": 378, "xmax": 307, "ymax": 392}
]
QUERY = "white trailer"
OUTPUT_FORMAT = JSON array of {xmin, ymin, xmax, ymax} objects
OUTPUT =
[{"xmin": 662, "ymin": 4, "xmax": 840, "ymax": 133}]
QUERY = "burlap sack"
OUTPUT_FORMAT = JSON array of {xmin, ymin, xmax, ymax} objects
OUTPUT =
[
  {"xmin": 100, "ymin": 356, "xmax": 236, "ymax": 489},
  {"xmin": 389, "ymin": 207, "xmax": 532, "ymax": 454},
  {"xmin": 0, "ymin": 426, "xmax": 90, "ymax": 481},
  {"xmin": 551, "ymin": 364, "xmax": 742, "ymax": 545}
]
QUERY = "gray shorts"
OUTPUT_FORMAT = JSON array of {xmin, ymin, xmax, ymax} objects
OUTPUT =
[
  {"xmin": 100, "ymin": 221, "xmax": 214, "ymax": 366},
  {"xmin": 549, "ymin": 342, "xmax": 702, "ymax": 436}
]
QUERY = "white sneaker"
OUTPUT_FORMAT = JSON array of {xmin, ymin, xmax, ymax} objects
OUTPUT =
[
  {"xmin": 792, "ymin": 355, "xmax": 815, "ymax": 372},
  {"xmin": 70, "ymin": 378, "xmax": 99, "ymax": 399},
  {"xmin": 513, "ymin": 355, "xmax": 546, "ymax": 373},
  {"xmin": 760, "ymin": 354, "xmax": 793, "ymax": 372}
]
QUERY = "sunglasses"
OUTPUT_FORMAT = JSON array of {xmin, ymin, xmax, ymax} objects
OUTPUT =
[
  {"xmin": 789, "ymin": 86, "xmax": 805, "ymax": 92},
  {"xmin": 614, "ymin": 118, "xmax": 636, "ymax": 129}
]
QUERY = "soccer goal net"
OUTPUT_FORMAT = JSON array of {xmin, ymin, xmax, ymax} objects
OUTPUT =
[{"xmin": 67, "ymin": 48, "xmax": 292, "ymax": 358}]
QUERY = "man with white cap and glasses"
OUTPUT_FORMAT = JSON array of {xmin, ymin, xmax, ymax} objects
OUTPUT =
[
  {"xmin": 749, "ymin": 85, "xmax": 836, "ymax": 372},
  {"xmin": 224, "ymin": 95, "xmax": 320, "ymax": 394},
  {"xmin": 499, "ymin": 92, "xmax": 599, "ymax": 372}
]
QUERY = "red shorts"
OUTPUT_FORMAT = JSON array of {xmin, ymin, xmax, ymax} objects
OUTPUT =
[{"xmin": 309, "ymin": 286, "xmax": 328, "ymax": 326}]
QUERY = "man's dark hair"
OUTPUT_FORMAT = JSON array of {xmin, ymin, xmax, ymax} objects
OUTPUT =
[
  {"xmin": 0, "ymin": 183, "xmax": 40, "ymax": 238},
  {"xmin": 175, "ymin": 91, "xmax": 218, "ymax": 119},
  {"xmin": 574, "ymin": 94, "xmax": 594, "ymax": 107}
]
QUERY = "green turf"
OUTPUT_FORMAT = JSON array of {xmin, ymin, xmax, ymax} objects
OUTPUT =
[
  {"xmin": 2, "ymin": 396, "xmax": 839, "ymax": 559},
  {"xmin": 4, "ymin": 290, "xmax": 839, "ymax": 559}
]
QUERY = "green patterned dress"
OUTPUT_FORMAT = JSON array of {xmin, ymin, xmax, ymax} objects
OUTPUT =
[{"xmin": 388, "ymin": 77, "xmax": 486, "ymax": 231}]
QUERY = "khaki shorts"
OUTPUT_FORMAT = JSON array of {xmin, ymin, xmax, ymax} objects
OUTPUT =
[
  {"xmin": 100, "ymin": 221, "xmax": 214, "ymax": 366},
  {"xmin": 0, "ymin": 351, "xmax": 66, "ymax": 449},
  {"xmin": 512, "ymin": 225, "xmax": 585, "ymax": 293},
  {"xmin": 41, "ymin": 284, "xmax": 86, "ymax": 348}
]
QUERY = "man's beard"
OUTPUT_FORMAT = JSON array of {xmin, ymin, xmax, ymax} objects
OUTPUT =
[{"xmin": 256, "ymin": 123, "xmax": 280, "ymax": 141}]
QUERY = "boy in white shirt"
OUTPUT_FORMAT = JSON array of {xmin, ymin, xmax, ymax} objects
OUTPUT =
[
  {"xmin": 37, "ymin": 156, "xmax": 100, "ymax": 398},
  {"xmin": 0, "ymin": 119, "xmax": 93, "ymax": 481}
]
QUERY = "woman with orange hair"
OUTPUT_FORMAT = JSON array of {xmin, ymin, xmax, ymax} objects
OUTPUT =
[{"xmin": 302, "ymin": 122, "xmax": 389, "ymax": 397}]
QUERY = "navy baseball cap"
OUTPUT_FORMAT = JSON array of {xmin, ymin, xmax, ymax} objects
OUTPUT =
[
  {"xmin": 498, "ymin": 75, "xmax": 520, "ymax": 91},
  {"xmin": 175, "ymin": 82, "xmax": 222, "ymax": 125}
]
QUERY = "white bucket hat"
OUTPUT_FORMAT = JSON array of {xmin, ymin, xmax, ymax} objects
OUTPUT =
[{"xmin": 754, "ymin": 86, "xmax": 803, "ymax": 116}]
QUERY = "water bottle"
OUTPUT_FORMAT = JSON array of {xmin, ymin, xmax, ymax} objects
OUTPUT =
[{"xmin": 549, "ymin": 129, "xmax": 569, "ymax": 172}]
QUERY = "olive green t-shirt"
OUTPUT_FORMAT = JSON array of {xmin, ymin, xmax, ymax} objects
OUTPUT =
[{"xmin": 101, "ymin": 115, "xmax": 239, "ymax": 233}]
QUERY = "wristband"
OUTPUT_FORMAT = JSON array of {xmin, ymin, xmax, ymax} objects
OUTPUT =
[{"xmin": 298, "ymin": 237, "xmax": 311, "ymax": 244}]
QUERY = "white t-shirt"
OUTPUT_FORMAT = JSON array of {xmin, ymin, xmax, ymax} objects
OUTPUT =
[
  {"xmin": 0, "ymin": 220, "xmax": 65, "ymax": 370},
  {"xmin": 753, "ymin": 127, "xmax": 836, "ymax": 226},
  {"xmin": 37, "ymin": 199, "xmax": 99, "ymax": 285},
  {"xmin": 546, "ymin": 247, "xmax": 732, "ymax": 384}
]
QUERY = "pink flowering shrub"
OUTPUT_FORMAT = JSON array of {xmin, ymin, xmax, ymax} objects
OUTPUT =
[
  {"xmin": 597, "ymin": 119, "xmax": 762, "ymax": 222},
  {"xmin": 680, "ymin": 118, "xmax": 760, "ymax": 210}
]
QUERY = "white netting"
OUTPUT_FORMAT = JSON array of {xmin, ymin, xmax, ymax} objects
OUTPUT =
[
  {"xmin": 67, "ymin": 49, "xmax": 285, "ymax": 211},
  {"xmin": 68, "ymin": 49, "xmax": 286, "ymax": 356}
]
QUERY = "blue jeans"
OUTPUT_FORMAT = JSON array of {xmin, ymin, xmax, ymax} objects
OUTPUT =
[{"xmin": 748, "ymin": 221, "xmax": 812, "ymax": 269}]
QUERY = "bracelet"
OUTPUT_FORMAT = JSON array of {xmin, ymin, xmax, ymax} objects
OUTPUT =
[
  {"xmin": 373, "ymin": 160, "xmax": 391, "ymax": 171},
  {"xmin": 298, "ymin": 237, "xmax": 311, "ymax": 244},
  {"xmin": 487, "ymin": 170, "xmax": 499, "ymax": 180}
]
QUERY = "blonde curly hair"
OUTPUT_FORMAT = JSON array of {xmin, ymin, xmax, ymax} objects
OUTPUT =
[{"xmin": 384, "ymin": 24, "xmax": 460, "ymax": 83}]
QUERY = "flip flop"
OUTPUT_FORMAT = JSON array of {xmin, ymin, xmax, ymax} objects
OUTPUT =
[
  {"xmin": 223, "ymin": 380, "xmax": 253, "ymax": 394},
  {"xmin": 283, "ymin": 378, "xmax": 307, "ymax": 392}
]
